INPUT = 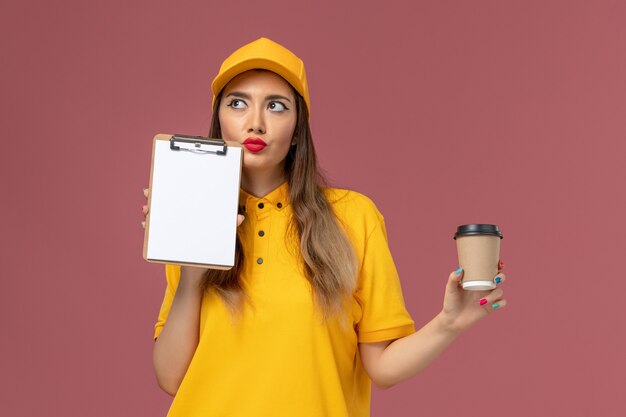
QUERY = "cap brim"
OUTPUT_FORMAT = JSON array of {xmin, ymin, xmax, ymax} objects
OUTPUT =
[{"xmin": 211, "ymin": 58, "xmax": 304, "ymax": 106}]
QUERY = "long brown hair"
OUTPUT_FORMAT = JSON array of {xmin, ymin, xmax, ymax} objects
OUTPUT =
[{"xmin": 203, "ymin": 74, "xmax": 358, "ymax": 321}]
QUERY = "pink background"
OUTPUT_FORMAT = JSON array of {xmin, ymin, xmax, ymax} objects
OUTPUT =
[{"xmin": 2, "ymin": 0, "xmax": 624, "ymax": 416}]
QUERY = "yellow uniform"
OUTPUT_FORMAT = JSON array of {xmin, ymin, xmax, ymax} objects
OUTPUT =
[{"xmin": 154, "ymin": 182, "xmax": 415, "ymax": 417}]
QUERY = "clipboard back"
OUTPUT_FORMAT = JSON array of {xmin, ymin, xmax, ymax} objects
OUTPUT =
[{"xmin": 143, "ymin": 133, "xmax": 243, "ymax": 270}]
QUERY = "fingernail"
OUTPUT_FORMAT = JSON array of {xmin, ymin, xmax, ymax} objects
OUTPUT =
[
  {"xmin": 492, "ymin": 303, "xmax": 500, "ymax": 309},
  {"xmin": 479, "ymin": 298, "xmax": 487, "ymax": 306},
  {"xmin": 495, "ymin": 277, "xmax": 502, "ymax": 284},
  {"xmin": 498, "ymin": 260, "xmax": 505, "ymax": 270},
  {"xmin": 455, "ymin": 267, "xmax": 463, "ymax": 275}
]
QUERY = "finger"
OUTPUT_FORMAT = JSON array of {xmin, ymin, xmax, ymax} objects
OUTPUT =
[
  {"xmin": 478, "ymin": 288, "xmax": 504, "ymax": 307},
  {"xmin": 143, "ymin": 188, "xmax": 149, "ymax": 198},
  {"xmin": 141, "ymin": 220, "xmax": 145, "ymax": 229},
  {"xmin": 237, "ymin": 214, "xmax": 245, "ymax": 226},
  {"xmin": 494, "ymin": 272, "xmax": 507, "ymax": 285},
  {"xmin": 142, "ymin": 205, "xmax": 149, "ymax": 216},
  {"xmin": 489, "ymin": 298, "xmax": 507, "ymax": 311},
  {"xmin": 447, "ymin": 268, "xmax": 464, "ymax": 289},
  {"xmin": 498, "ymin": 259, "xmax": 505, "ymax": 270}
]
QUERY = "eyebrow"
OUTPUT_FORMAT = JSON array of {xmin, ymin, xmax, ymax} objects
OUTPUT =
[
  {"xmin": 266, "ymin": 94, "xmax": 292, "ymax": 103},
  {"xmin": 225, "ymin": 91, "xmax": 292, "ymax": 103}
]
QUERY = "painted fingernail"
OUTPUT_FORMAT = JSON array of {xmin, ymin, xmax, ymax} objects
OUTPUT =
[
  {"xmin": 455, "ymin": 267, "xmax": 463, "ymax": 275},
  {"xmin": 492, "ymin": 303, "xmax": 500, "ymax": 309},
  {"xmin": 479, "ymin": 298, "xmax": 487, "ymax": 306},
  {"xmin": 495, "ymin": 277, "xmax": 502, "ymax": 284}
]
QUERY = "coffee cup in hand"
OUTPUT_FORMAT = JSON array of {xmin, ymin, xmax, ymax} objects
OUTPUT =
[{"xmin": 453, "ymin": 224, "xmax": 503, "ymax": 291}]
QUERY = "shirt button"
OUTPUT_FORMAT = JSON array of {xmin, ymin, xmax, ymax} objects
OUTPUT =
[
  {"xmin": 277, "ymin": 202, "xmax": 283, "ymax": 208},
  {"xmin": 258, "ymin": 202, "xmax": 264, "ymax": 209},
  {"xmin": 257, "ymin": 257, "xmax": 263, "ymax": 264},
  {"xmin": 258, "ymin": 230, "xmax": 265, "ymax": 237}
]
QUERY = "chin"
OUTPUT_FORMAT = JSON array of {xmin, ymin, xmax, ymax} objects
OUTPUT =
[{"xmin": 242, "ymin": 159, "xmax": 279, "ymax": 172}]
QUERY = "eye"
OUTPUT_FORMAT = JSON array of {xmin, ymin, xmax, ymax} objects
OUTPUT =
[
  {"xmin": 227, "ymin": 99, "xmax": 246, "ymax": 109},
  {"xmin": 268, "ymin": 101, "xmax": 287, "ymax": 112}
]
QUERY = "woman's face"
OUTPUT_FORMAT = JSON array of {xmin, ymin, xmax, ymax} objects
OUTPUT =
[{"xmin": 218, "ymin": 70, "xmax": 297, "ymax": 177}]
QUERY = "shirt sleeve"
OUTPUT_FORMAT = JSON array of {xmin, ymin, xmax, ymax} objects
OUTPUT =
[
  {"xmin": 354, "ymin": 216, "xmax": 415, "ymax": 343},
  {"xmin": 153, "ymin": 264, "xmax": 181, "ymax": 341}
]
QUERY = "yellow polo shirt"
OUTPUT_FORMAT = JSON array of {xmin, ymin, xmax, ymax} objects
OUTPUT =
[{"xmin": 154, "ymin": 182, "xmax": 415, "ymax": 417}]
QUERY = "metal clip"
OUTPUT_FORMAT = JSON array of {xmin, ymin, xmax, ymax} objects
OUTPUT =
[{"xmin": 170, "ymin": 134, "xmax": 227, "ymax": 155}]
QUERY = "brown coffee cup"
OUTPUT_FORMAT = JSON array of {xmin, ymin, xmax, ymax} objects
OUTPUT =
[{"xmin": 453, "ymin": 224, "xmax": 503, "ymax": 291}]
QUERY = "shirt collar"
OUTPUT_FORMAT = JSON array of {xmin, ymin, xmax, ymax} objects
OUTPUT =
[{"xmin": 239, "ymin": 181, "xmax": 290, "ymax": 212}]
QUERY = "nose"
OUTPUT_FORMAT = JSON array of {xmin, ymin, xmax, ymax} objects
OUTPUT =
[{"xmin": 247, "ymin": 105, "xmax": 266, "ymax": 135}]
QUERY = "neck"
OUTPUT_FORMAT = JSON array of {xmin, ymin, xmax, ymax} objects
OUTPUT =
[{"xmin": 241, "ymin": 167, "xmax": 286, "ymax": 198}]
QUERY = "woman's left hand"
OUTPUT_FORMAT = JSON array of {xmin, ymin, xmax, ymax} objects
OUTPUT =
[{"xmin": 439, "ymin": 261, "xmax": 507, "ymax": 334}]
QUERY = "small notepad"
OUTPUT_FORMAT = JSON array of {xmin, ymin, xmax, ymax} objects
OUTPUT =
[{"xmin": 143, "ymin": 134, "xmax": 243, "ymax": 269}]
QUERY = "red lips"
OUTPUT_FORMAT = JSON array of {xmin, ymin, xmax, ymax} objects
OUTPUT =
[{"xmin": 243, "ymin": 137, "xmax": 267, "ymax": 153}]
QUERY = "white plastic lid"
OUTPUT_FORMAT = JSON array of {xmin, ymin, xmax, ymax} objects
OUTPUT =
[{"xmin": 462, "ymin": 280, "xmax": 496, "ymax": 291}]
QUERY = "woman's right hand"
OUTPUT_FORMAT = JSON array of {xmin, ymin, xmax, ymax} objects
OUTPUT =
[{"xmin": 142, "ymin": 188, "xmax": 149, "ymax": 229}]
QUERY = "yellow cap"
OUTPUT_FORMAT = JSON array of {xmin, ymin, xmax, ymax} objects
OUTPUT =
[{"xmin": 211, "ymin": 37, "xmax": 310, "ymax": 116}]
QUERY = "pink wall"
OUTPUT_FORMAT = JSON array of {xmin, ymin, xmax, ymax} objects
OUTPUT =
[{"xmin": 2, "ymin": 0, "xmax": 624, "ymax": 416}]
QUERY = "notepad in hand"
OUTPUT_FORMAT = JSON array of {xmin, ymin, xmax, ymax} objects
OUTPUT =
[{"xmin": 143, "ymin": 134, "xmax": 243, "ymax": 269}]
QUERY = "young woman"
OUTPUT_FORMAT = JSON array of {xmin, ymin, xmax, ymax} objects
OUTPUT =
[{"xmin": 142, "ymin": 37, "xmax": 507, "ymax": 417}]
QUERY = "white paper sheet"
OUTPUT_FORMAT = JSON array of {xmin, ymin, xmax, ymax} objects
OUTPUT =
[{"xmin": 145, "ymin": 138, "xmax": 242, "ymax": 268}]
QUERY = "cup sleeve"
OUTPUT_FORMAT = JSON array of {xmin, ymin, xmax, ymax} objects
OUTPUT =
[
  {"xmin": 153, "ymin": 264, "xmax": 181, "ymax": 341},
  {"xmin": 354, "ymin": 217, "xmax": 415, "ymax": 343}
]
